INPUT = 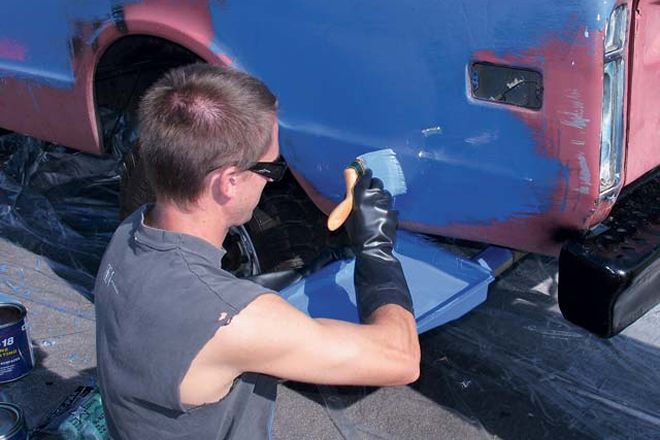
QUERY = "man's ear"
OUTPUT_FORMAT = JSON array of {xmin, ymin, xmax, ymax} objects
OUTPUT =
[{"xmin": 210, "ymin": 165, "xmax": 241, "ymax": 202}]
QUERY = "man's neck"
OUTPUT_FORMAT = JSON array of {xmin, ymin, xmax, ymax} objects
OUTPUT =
[{"xmin": 145, "ymin": 200, "xmax": 229, "ymax": 248}]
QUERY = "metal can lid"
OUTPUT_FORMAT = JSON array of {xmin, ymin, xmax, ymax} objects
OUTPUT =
[
  {"xmin": 0, "ymin": 403, "xmax": 24, "ymax": 438},
  {"xmin": 0, "ymin": 303, "xmax": 26, "ymax": 330}
]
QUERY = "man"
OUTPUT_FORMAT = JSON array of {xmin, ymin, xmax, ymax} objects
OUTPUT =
[{"xmin": 95, "ymin": 64, "xmax": 419, "ymax": 439}]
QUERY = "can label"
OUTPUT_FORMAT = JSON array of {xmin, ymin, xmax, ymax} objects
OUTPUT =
[{"xmin": 0, "ymin": 318, "xmax": 34, "ymax": 383}]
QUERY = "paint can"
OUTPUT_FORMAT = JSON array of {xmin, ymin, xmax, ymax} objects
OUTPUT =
[
  {"xmin": 0, "ymin": 303, "xmax": 34, "ymax": 383},
  {"xmin": 0, "ymin": 403, "xmax": 28, "ymax": 440}
]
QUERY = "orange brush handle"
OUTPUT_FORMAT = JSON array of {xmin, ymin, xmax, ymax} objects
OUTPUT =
[{"xmin": 327, "ymin": 166, "xmax": 360, "ymax": 231}]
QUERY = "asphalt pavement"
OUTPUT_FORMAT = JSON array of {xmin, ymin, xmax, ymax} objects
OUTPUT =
[{"xmin": 1, "ymin": 237, "xmax": 659, "ymax": 439}]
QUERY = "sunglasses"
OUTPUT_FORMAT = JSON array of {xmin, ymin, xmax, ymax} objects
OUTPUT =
[
  {"xmin": 247, "ymin": 156, "xmax": 288, "ymax": 182},
  {"xmin": 206, "ymin": 156, "xmax": 288, "ymax": 182}
]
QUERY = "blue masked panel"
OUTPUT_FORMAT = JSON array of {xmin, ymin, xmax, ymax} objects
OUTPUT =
[{"xmin": 208, "ymin": 0, "xmax": 616, "ymax": 228}]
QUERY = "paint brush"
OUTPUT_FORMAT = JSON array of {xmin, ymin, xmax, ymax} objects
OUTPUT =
[{"xmin": 327, "ymin": 148, "xmax": 407, "ymax": 231}]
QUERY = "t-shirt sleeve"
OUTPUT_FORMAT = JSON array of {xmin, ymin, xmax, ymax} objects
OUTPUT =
[{"xmin": 135, "ymin": 262, "xmax": 271, "ymax": 412}]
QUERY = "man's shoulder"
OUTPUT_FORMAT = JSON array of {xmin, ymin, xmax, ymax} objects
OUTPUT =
[
  {"xmin": 108, "ymin": 206, "xmax": 143, "ymax": 245},
  {"xmin": 183, "ymin": 259, "xmax": 273, "ymax": 312}
]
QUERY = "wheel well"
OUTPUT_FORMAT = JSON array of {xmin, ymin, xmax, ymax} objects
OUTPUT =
[
  {"xmin": 94, "ymin": 35, "xmax": 203, "ymax": 154},
  {"xmin": 101, "ymin": 36, "xmax": 341, "ymax": 274}
]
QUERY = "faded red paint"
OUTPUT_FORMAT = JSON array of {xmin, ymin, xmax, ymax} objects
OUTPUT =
[
  {"xmin": 0, "ymin": 0, "xmax": 230, "ymax": 154},
  {"xmin": 0, "ymin": 39, "xmax": 26, "ymax": 61},
  {"xmin": 457, "ymin": 37, "xmax": 610, "ymax": 253},
  {"xmin": 422, "ymin": 23, "xmax": 631, "ymax": 255},
  {"xmin": 443, "ymin": 30, "xmax": 610, "ymax": 255},
  {"xmin": 0, "ymin": 76, "xmax": 98, "ymax": 151},
  {"xmin": 625, "ymin": 0, "xmax": 660, "ymax": 184},
  {"xmin": 122, "ymin": 0, "xmax": 217, "ymax": 59}
]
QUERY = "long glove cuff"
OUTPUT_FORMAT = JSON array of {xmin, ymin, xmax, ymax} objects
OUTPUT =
[{"xmin": 354, "ymin": 250, "xmax": 414, "ymax": 322}]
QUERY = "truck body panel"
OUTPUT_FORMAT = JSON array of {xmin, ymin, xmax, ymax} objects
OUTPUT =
[{"xmin": 2, "ymin": 0, "xmax": 655, "ymax": 257}]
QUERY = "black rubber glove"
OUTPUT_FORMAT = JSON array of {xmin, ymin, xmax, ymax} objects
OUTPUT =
[{"xmin": 345, "ymin": 168, "xmax": 413, "ymax": 322}]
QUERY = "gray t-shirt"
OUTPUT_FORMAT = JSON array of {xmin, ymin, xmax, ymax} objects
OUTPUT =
[{"xmin": 95, "ymin": 206, "xmax": 277, "ymax": 439}]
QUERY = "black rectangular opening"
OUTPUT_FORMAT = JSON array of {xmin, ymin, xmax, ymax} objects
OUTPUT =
[{"xmin": 470, "ymin": 62, "xmax": 543, "ymax": 110}]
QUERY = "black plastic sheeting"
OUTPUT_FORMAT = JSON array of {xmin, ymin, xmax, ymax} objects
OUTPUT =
[
  {"xmin": 0, "ymin": 127, "xmax": 659, "ymax": 439},
  {"xmin": 0, "ymin": 110, "xmax": 134, "ymax": 299}
]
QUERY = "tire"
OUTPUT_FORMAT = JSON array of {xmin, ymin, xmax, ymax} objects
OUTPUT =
[
  {"xmin": 119, "ymin": 145, "xmax": 338, "ymax": 277},
  {"xmin": 245, "ymin": 173, "xmax": 339, "ymax": 273}
]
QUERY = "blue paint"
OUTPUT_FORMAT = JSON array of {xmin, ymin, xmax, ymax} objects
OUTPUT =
[
  {"xmin": 209, "ymin": 0, "xmax": 617, "ymax": 228},
  {"xmin": 280, "ymin": 231, "xmax": 493, "ymax": 333},
  {"xmin": 0, "ymin": 0, "xmax": 620, "ymax": 229},
  {"xmin": 0, "ymin": 0, "xmax": 139, "ymax": 88}
]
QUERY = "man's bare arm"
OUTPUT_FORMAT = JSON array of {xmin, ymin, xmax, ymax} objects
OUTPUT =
[
  {"xmin": 180, "ymin": 293, "xmax": 419, "ymax": 405},
  {"xmin": 181, "ymin": 168, "xmax": 420, "ymax": 405},
  {"xmin": 228, "ymin": 294, "xmax": 418, "ymax": 385}
]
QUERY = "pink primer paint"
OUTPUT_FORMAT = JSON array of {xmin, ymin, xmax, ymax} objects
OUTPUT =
[{"xmin": 0, "ymin": 39, "xmax": 26, "ymax": 61}]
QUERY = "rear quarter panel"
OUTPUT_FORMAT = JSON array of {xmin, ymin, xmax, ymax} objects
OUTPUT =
[{"xmin": 210, "ymin": 0, "xmax": 629, "ymax": 254}]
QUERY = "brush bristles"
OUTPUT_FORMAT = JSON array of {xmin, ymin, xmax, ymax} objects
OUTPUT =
[{"xmin": 358, "ymin": 148, "xmax": 407, "ymax": 196}]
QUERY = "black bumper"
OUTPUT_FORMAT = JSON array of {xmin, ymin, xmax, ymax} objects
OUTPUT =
[{"xmin": 559, "ymin": 168, "xmax": 660, "ymax": 338}]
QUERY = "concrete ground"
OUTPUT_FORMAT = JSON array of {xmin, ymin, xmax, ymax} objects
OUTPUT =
[
  {"xmin": 2, "ymin": 236, "xmax": 659, "ymax": 439},
  {"xmin": 0, "ymin": 137, "xmax": 658, "ymax": 439}
]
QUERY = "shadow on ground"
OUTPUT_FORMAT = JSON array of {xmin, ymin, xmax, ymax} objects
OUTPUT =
[
  {"xmin": 277, "ymin": 256, "xmax": 660, "ymax": 439},
  {"xmin": 1, "ymin": 345, "xmax": 97, "ymax": 437}
]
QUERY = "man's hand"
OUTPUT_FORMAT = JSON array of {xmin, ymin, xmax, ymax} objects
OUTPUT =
[
  {"xmin": 345, "ymin": 168, "xmax": 398, "ymax": 254},
  {"xmin": 344, "ymin": 168, "xmax": 414, "ymax": 321}
]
